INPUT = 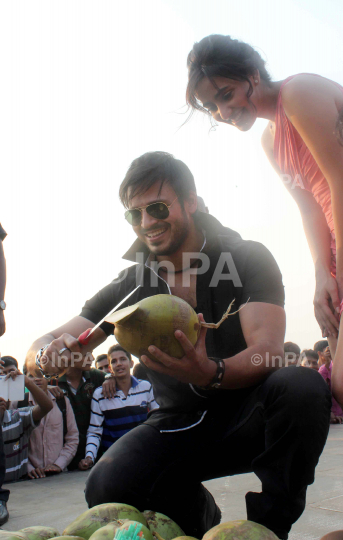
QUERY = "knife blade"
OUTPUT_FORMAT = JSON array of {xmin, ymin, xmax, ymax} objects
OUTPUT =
[{"xmin": 78, "ymin": 285, "xmax": 141, "ymax": 346}]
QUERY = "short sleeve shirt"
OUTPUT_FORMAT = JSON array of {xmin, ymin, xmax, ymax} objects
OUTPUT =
[
  {"xmin": 78, "ymin": 214, "xmax": 285, "ymax": 425},
  {"xmin": 2, "ymin": 407, "xmax": 38, "ymax": 482}
]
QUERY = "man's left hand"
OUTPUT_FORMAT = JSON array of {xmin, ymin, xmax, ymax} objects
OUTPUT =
[
  {"xmin": 47, "ymin": 386, "xmax": 64, "ymax": 400},
  {"xmin": 141, "ymin": 314, "xmax": 216, "ymax": 386},
  {"xmin": 44, "ymin": 464, "xmax": 62, "ymax": 474},
  {"xmin": 102, "ymin": 377, "xmax": 116, "ymax": 399}
]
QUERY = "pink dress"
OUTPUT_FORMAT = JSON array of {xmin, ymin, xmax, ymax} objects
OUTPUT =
[
  {"xmin": 274, "ymin": 74, "xmax": 343, "ymax": 277},
  {"xmin": 318, "ymin": 362, "xmax": 343, "ymax": 417}
]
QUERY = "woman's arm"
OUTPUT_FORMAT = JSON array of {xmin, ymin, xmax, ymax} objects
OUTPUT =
[
  {"xmin": 281, "ymin": 75, "xmax": 343, "ymax": 292},
  {"xmin": 278, "ymin": 74, "xmax": 343, "ymax": 405},
  {"xmin": 262, "ymin": 125, "xmax": 340, "ymax": 337}
]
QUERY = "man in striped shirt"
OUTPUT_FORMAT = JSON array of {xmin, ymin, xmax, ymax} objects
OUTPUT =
[
  {"xmin": 79, "ymin": 345, "xmax": 158, "ymax": 470},
  {"xmin": 0, "ymin": 370, "xmax": 53, "ymax": 483}
]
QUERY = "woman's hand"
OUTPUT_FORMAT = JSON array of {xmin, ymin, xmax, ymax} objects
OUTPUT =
[{"xmin": 314, "ymin": 273, "xmax": 340, "ymax": 338}]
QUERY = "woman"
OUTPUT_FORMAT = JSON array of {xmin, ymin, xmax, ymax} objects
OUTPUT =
[{"xmin": 185, "ymin": 34, "xmax": 343, "ymax": 405}]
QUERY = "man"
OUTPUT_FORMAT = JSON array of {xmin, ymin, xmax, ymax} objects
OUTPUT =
[
  {"xmin": 0, "ymin": 357, "xmax": 19, "ymax": 376},
  {"xmin": 95, "ymin": 354, "xmax": 110, "ymax": 373},
  {"xmin": 300, "ymin": 350, "xmax": 319, "ymax": 371},
  {"xmin": 52, "ymin": 355, "xmax": 106, "ymax": 470},
  {"xmin": 284, "ymin": 342, "xmax": 301, "ymax": 367},
  {"xmin": 1, "ymin": 370, "xmax": 53, "ymax": 483},
  {"xmin": 0, "ymin": 355, "xmax": 17, "ymax": 523},
  {"xmin": 26, "ymin": 152, "xmax": 330, "ymax": 540},
  {"xmin": 314, "ymin": 340, "xmax": 329, "ymax": 367},
  {"xmin": 79, "ymin": 345, "xmax": 158, "ymax": 470},
  {"xmin": 23, "ymin": 368, "xmax": 79, "ymax": 479},
  {"xmin": 0, "ymin": 223, "xmax": 7, "ymax": 337}
]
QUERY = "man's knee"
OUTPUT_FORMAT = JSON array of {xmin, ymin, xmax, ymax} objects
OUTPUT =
[{"xmin": 263, "ymin": 367, "xmax": 331, "ymax": 415}]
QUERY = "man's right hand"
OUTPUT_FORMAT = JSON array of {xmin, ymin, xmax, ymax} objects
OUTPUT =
[
  {"xmin": 78, "ymin": 457, "xmax": 93, "ymax": 471},
  {"xmin": 28, "ymin": 467, "xmax": 46, "ymax": 479}
]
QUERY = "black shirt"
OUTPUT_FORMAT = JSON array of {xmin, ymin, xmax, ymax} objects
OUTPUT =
[{"xmin": 80, "ymin": 213, "xmax": 285, "ymax": 428}]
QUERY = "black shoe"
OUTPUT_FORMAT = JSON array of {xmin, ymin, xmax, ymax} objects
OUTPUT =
[{"xmin": 0, "ymin": 501, "xmax": 9, "ymax": 526}]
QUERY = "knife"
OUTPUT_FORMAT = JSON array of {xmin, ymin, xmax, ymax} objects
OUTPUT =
[{"xmin": 77, "ymin": 285, "xmax": 141, "ymax": 346}]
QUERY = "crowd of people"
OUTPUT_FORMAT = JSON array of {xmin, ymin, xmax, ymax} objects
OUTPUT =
[
  {"xmin": 284, "ymin": 340, "xmax": 343, "ymax": 424},
  {"xmin": 0, "ymin": 345, "xmax": 158, "ymax": 524},
  {"xmin": 1, "ymin": 337, "xmax": 339, "ymax": 494}
]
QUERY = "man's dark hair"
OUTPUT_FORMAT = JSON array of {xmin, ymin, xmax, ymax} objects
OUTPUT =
[
  {"xmin": 132, "ymin": 363, "xmax": 149, "ymax": 381},
  {"xmin": 301, "ymin": 349, "xmax": 319, "ymax": 361},
  {"xmin": 119, "ymin": 151, "xmax": 196, "ymax": 209},
  {"xmin": 313, "ymin": 340, "xmax": 328, "ymax": 353},
  {"xmin": 1, "ymin": 356, "xmax": 18, "ymax": 369},
  {"xmin": 95, "ymin": 354, "xmax": 108, "ymax": 365},
  {"xmin": 284, "ymin": 342, "xmax": 301, "ymax": 356},
  {"xmin": 107, "ymin": 344, "xmax": 132, "ymax": 362}
]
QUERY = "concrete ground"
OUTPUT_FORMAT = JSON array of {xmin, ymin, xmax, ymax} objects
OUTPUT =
[{"xmin": 1, "ymin": 426, "xmax": 342, "ymax": 540}]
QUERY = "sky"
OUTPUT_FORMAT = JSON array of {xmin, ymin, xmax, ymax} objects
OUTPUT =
[{"xmin": 1, "ymin": 0, "xmax": 343, "ymax": 367}]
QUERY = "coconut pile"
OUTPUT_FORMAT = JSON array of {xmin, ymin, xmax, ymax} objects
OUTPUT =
[{"xmin": 0, "ymin": 503, "xmax": 279, "ymax": 540}]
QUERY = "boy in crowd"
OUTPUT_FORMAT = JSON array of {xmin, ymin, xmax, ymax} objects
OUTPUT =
[
  {"xmin": 79, "ymin": 346, "xmax": 158, "ymax": 470},
  {"xmin": 0, "ymin": 357, "xmax": 19, "ymax": 376},
  {"xmin": 284, "ymin": 342, "xmax": 301, "ymax": 367},
  {"xmin": 21, "ymin": 367, "xmax": 79, "ymax": 479},
  {"xmin": 314, "ymin": 340, "xmax": 329, "ymax": 367},
  {"xmin": 0, "ymin": 370, "xmax": 52, "ymax": 483},
  {"xmin": 300, "ymin": 350, "xmax": 319, "ymax": 371},
  {"xmin": 95, "ymin": 354, "xmax": 110, "ymax": 373}
]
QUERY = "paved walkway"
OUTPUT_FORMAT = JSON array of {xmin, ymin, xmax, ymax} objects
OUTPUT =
[{"xmin": 2, "ymin": 426, "xmax": 343, "ymax": 539}]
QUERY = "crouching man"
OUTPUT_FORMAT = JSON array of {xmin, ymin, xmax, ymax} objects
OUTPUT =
[
  {"xmin": 79, "ymin": 345, "xmax": 158, "ymax": 470},
  {"xmin": 26, "ymin": 152, "xmax": 331, "ymax": 540}
]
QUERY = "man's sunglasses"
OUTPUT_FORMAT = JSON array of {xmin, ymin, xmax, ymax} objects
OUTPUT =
[{"xmin": 124, "ymin": 197, "xmax": 178, "ymax": 226}]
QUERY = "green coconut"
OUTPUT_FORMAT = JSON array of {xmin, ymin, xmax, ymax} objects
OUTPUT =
[
  {"xmin": 19, "ymin": 527, "xmax": 59, "ymax": 540},
  {"xmin": 173, "ymin": 537, "xmax": 198, "ymax": 540},
  {"xmin": 0, "ymin": 533, "xmax": 28, "ymax": 540},
  {"xmin": 142, "ymin": 511, "xmax": 185, "ymax": 540},
  {"xmin": 105, "ymin": 295, "xmax": 201, "ymax": 360},
  {"xmin": 118, "ymin": 521, "xmax": 153, "ymax": 540},
  {"xmin": 63, "ymin": 504, "xmax": 147, "ymax": 540},
  {"xmin": 53, "ymin": 537, "xmax": 84, "ymax": 540},
  {"xmin": 88, "ymin": 523, "xmax": 121, "ymax": 540},
  {"xmin": 202, "ymin": 520, "xmax": 279, "ymax": 540}
]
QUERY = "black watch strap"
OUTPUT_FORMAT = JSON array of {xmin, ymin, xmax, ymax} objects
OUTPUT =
[{"xmin": 200, "ymin": 357, "xmax": 225, "ymax": 389}]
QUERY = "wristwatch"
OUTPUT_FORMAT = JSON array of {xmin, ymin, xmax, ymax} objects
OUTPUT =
[
  {"xmin": 105, "ymin": 373, "xmax": 115, "ymax": 380},
  {"xmin": 0, "ymin": 300, "xmax": 6, "ymax": 310}
]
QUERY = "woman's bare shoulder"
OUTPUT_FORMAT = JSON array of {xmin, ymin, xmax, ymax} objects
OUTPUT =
[{"xmin": 281, "ymin": 74, "xmax": 343, "ymax": 111}]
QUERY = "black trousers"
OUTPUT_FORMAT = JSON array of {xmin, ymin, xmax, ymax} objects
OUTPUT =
[
  {"xmin": 85, "ymin": 368, "xmax": 331, "ymax": 539},
  {"xmin": 0, "ymin": 427, "xmax": 9, "ymax": 503}
]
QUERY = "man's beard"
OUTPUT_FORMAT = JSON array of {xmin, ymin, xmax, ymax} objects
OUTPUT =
[{"xmin": 152, "ymin": 219, "xmax": 190, "ymax": 257}]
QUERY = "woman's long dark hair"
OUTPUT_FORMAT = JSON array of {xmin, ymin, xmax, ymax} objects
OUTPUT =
[{"xmin": 186, "ymin": 34, "xmax": 271, "ymax": 120}]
